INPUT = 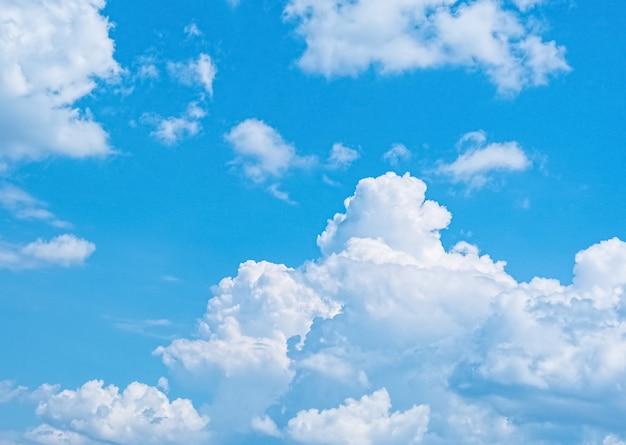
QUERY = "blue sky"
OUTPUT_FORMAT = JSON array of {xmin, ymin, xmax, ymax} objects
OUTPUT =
[{"xmin": 1, "ymin": 0, "xmax": 626, "ymax": 443}]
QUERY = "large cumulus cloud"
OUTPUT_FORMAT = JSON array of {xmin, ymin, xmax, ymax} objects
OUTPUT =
[{"xmin": 154, "ymin": 172, "xmax": 626, "ymax": 444}]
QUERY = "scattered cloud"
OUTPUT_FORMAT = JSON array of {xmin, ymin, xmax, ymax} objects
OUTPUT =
[
  {"xmin": 0, "ymin": 234, "xmax": 95, "ymax": 269},
  {"xmin": 112, "ymin": 318, "xmax": 174, "ymax": 339},
  {"xmin": 0, "ymin": 184, "xmax": 70, "ymax": 228},
  {"xmin": 436, "ymin": 130, "xmax": 531, "ymax": 189},
  {"xmin": 30, "ymin": 380, "xmax": 210, "ymax": 445},
  {"xmin": 0, "ymin": 0, "xmax": 120, "ymax": 164},
  {"xmin": 284, "ymin": 0, "xmax": 570, "ymax": 94},
  {"xmin": 326, "ymin": 143, "xmax": 360, "ymax": 170},
  {"xmin": 167, "ymin": 54, "xmax": 217, "ymax": 96},
  {"xmin": 224, "ymin": 119, "xmax": 317, "ymax": 199},
  {"xmin": 0, "ymin": 381, "xmax": 27, "ymax": 404},
  {"xmin": 382, "ymin": 143, "xmax": 412, "ymax": 166},
  {"xmin": 144, "ymin": 102, "xmax": 207, "ymax": 146},
  {"xmin": 184, "ymin": 23, "xmax": 202, "ymax": 37},
  {"xmin": 153, "ymin": 172, "xmax": 626, "ymax": 443}
]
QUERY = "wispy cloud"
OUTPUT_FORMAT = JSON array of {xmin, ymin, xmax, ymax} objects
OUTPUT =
[
  {"xmin": 167, "ymin": 53, "xmax": 217, "ymax": 96},
  {"xmin": 436, "ymin": 130, "xmax": 532, "ymax": 189},
  {"xmin": 326, "ymin": 143, "xmax": 360, "ymax": 170},
  {"xmin": 0, "ymin": 234, "xmax": 95, "ymax": 270},
  {"xmin": 225, "ymin": 119, "xmax": 317, "ymax": 201},
  {"xmin": 382, "ymin": 143, "xmax": 412, "ymax": 166},
  {"xmin": 0, "ymin": 184, "xmax": 70, "ymax": 228}
]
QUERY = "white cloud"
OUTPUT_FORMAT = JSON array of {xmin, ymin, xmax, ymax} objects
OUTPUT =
[
  {"xmin": 286, "ymin": 389, "xmax": 429, "ymax": 445},
  {"xmin": 154, "ymin": 172, "xmax": 626, "ymax": 442},
  {"xmin": 327, "ymin": 143, "xmax": 360, "ymax": 170},
  {"xmin": 436, "ymin": 130, "xmax": 531, "ymax": 188},
  {"xmin": 0, "ymin": 184, "xmax": 70, "ymax": 228},
  {"xmin": 145, "ymin": 102, "xmax": 207, "ymax": 146},
  {"xmin": 155, "ymin": 259, "xmax": 340, "ymax": 427},
  {"xmin": 184, "ymin": 23, "xmax": 202, "ymax": 37},
  {"xmin": 284, "ymin": 0, "xmax": 570, "ymax": 94},
  {"xmin": 33, "ymin": 380, "xmax": 210, "ymax": 445},
  {"xmin": 224, "ymin": 119, "xmax": 317, "ymax": 198},
  {"xmin": 0, "ymin": 0, "xmax": 120, "ymax": 164},
  {"xmin": 0, "ymin": 234, "xmax": 95, "ymax": 269},
  {"xmin": 0, "ymin": 380, "xmax": 27, "ymax": 404},
  {"xmin": 167, "ymin": 54, "xmax": 217, "ymax": 96},
  {"xmin": 382, "ymin": 143, "xmax": 412, "ymax": 166}
]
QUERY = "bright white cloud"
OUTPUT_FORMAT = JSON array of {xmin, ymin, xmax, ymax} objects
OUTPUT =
[
  {"xmin": 33, "ymin": 380, "xmax": 210, "ymax": 445},
  {"xmin": 436, "ymin": 130, "xmax": 531, "ymax": 188},
  {"xmin": 154, "ymin": 172, "xmax": 626, "ymax": 443},
  {"xmin": 287, "ymin": 389, "xmax": 429, "ymax": 445},
  {"xmin": 224, "ymin": 119, "xmax": 317, "ymax": 199},
  {"xmin": 0, "ymin": 234, "xmax": 95, "ymax": 269},
  {"xmin": 327, "ymin": 143, "xmax": 360, "ymax": 170},
  {"xmin": 0, "ymin": 0, "xmax": 120, "ymax": 163},
  {"xmin": 284, "ymin": 0, "xmax": 569, "ymax": 94},
  {"xmin": 382, "ymin": 143, "xmax": 412, "ymax": 166},
  {"xmin": 0, "ymin": 184, "xmax": 70, "ymax": 228},
  {"xmin": 156, "ymin": 259, "xmax": 340, "ymax": 427},
  {"xmin": 167, "ymin": 54, "xmax": 217, "ymax": 96}
]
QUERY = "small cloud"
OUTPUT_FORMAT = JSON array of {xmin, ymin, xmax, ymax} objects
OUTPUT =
[
  {"xmin": 382, "ymin": 143, "xmax": 412, "ymax": 166},
  {"xmin": 167, "ymin": 53, "xmax": 217, "ymax": 96},
  {"xmin": 225, "ymin": 119, "xmax": 316, "ymax": 199},
  {"xmin": 0, "ymin": 380, "xmax": 27, "ymax": 404},
  {"xmin": 161, "ymin": 275, "xmax": 180, "ymax": 283},
  {"xmin": 157, "ymin": 377, "xmax": 170, "ymax": 393},
  {"xmin": 251, "ymin": 415, "xmax": 281, "ymax": 438},
  {"xmin": 112, "ymin": 318, "xmax": 174, "ymax": 339},
  {"xmin": 0, "ymin": 184, "xmax": 71, "ymax": 228},
  {"xmin": 0, "ymin": 234, "xmax": 96, "ymax": 269},
  {"xmin": 184, "ymin": 23, "xmax": 202, "ymax": 37},
  {"xmin": 144, "ymin": 102, "xmax": 207, "ymax": 146},
  {"xmin": 326, "ymin": 143, "xmax": 359, "ymax": 170},
  {"xmin": 436, "ymin": 130, "xmax": 532, "ymax": 189}
]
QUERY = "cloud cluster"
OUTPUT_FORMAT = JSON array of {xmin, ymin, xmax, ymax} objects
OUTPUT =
[
  {"xmin": 284, "ymin": 0, "xmax": 570, "ymax": 94},
  {"xmin": 25, "ymin": 380, "xmax": 209, "ymax": 445},
  {"xmin": 0, "ymin": 234, "xmax": 95, "ymax": 269},
  {"xmin": 153, "ymin": 172, "xmax": 626, "ymax": 444},
  {"xmin": 0, "ymin": 0, "xmax": 120, "ymax": 164},
  {"xmin": 436, "ymin": 130, "xmax": 531, "ymax": 188}
]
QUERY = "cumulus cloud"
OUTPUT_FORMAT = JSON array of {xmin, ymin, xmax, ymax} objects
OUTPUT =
[
  {"xmin": 153, "ymin": 172, "xmax": 626, "ymax": 443},
  {"xmin": 0, "ymin": 184, "xmax": 70, "ymax": 228},
  {"xmin": 0, "ymin": 0, "xmax": 120, "ymax": 164},
  {"xmin": 436, "ymin": 130, "xmax": 531, "ymax": 188},
  {"xmin": 382, "ymin": 143, "xmax": 412, "ymax": 166},
  {"xmin": 287, "ymin": 389, "xmax": 429, "ymax": 445},
  {"xmin": 30, "ymin": 380, "xmax": 210, "ymax": 445},
  {"xmin": 167, "ymin": 54, "xmax": 217, "ymax": 96},
  {"xmin": 0, "ymin": 234, "xmax": 95, "ymax": 269},
  {"xmin": 326, "ymin": 143, "xmax": 360, "ymax": 170},
  {"xmin": 224, "ymin": 119, "xmax": 317, "ymax": 199},
  {"xmin": 284, "ymin": 0, "xmax": 570, "ymax": 94}
]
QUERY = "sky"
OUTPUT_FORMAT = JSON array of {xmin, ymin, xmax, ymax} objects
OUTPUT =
[{"xmin": 1, "ymin": 0, "xmax": 626, "ymax": 443}]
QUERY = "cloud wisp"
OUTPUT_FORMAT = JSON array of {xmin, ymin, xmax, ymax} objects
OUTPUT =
[
  {"xmin": 436, "ymin": 130, "xmax": 532, "ymax": 189},
  {"xmin": 284, "ymin": 0, "xmax": 570, "ymax": 94},
  {"xmin": 225, "ymin": 119, "xmax": 317, "ymax": 200},
  {"xmin": 0, "ymin": 234, "xmax": 95, "ymax": 270}
]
